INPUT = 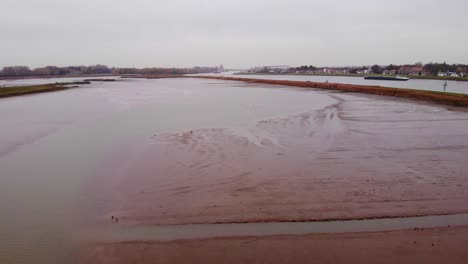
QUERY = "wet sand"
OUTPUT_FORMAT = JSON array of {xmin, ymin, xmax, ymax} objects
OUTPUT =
[
  {"xmin": 95, "ymin": 92, "xmax": 468, "ymax": 226},
  {"xmin": 84, "ymin": 226, "xmax": 468, "ymax": 264},
  {"xmin": 83, "ymin": 81, "xmax": 468, "ymax": 262}
]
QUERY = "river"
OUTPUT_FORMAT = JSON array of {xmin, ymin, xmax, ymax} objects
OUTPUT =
[
  {"xmin": 0, "ymin": 77, "xmax": 339, "ymax": 263},
  {"xmin": 1, "ymin": 77, "xmax": 468, "ymax": 264}
]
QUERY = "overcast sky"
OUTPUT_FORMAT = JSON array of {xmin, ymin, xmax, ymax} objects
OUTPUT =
[{"xmin": 1, "ymin": 0, "xmax": 467, "ymax": 68}]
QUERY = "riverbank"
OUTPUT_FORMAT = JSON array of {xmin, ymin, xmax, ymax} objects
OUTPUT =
[
  {"xmin": 84, "ymin": 226, "xmax": 468, "ymax": 264},
  {"xmin": 192, "ymin": 76, "xmax": 468, "ymax": 107},
  {"xmin": 236, "ymin": 72, "xmax": 468, "ymax": 82},
  {"xmin": 0, "ymin": 81, "xmax": 90, "ymax": 98}
]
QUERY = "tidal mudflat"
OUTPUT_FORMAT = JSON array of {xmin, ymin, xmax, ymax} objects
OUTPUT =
[
  {"xmin": 84, "ymin": 78, "xmax": 468, "ymax": 263},
  {"xmin": 89, "ymin": 79, "xmax": 468, "ymax": 226},
  {"xmin": 1, "ymin": 77, "xmax": 467, "ymax": 263}
]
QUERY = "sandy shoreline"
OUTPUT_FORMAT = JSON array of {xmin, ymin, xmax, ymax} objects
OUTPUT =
[{"xmin": 84, "ymin": 226, "xmax": 468, "ymax": 264}]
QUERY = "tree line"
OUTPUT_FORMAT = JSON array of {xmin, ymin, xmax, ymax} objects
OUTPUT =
[
  {"xmin": 423, "ymin": 63, "xmax": 467, "ymax": 76},
  {"xmin": 114, "ymin": 66, "xmax": 217, "ymax": 75},
  {"xmin": 0, "ymin": 65, "xmax": 218, "ymax": 78}
]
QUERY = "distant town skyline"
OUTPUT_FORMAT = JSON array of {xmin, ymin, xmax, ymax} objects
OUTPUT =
[{"xmin": 2, "ymin": 0, "xmax": 467, "ymax": 68}]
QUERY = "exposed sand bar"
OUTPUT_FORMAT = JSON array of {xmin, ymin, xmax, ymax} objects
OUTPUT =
[
  {"xmin": 75, "ymin": 78, "xmax": 468, "ymax": 263},
  {"xmin": 93, "ymin": 88, "xmax": 468, "ymax": 226},
  {"xmin": 188, "ymin": 76, "xmax": 468, "ymax": 106}
]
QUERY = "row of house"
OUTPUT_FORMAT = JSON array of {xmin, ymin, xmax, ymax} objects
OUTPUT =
[
  {"xmin": 384, "ymin": 66, "xmax": 466, "ymax": 77},
  {"xmin": 317, "ymin": 67, "xmax": 361, "ymax": 74},
  {"xmin": 244, "ymin": 65, "xmax": 290, "ymax": 73},
  {"xmin": 380, "ymin": 65, "xmax": 467, "ymax": 77},
  {"xmin": 396, "ymin": 65, "xmax": 425, "ymax": 75},
  {"xmin": 438, "ymin": 71, "xmax": 466, "ymax": 77},
  {"xmin": 245, "ymin": 65, "xmax": 467, "ymax": 77}
]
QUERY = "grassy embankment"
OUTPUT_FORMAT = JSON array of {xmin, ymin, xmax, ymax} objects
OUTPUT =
[
  {"xmin": 236, "ymin": 72, "xmax": 468, "ymax": 82},
  {"xmin": 194, "ymin": 76, "xmax": 468, "ymax": 107},
  {"xmin": 0, "ymin": 81, "xmax": 90, "ymax": 98},
  {"xmin": 0, "ymin": 74, "xmax": 117, "ymax": 81}
]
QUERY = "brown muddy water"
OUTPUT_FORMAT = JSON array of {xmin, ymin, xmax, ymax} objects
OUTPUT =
[
  {"xmin": 0, "ymin": 77, "xmax": 468, "ymax": 263},
  {"xmin": 0, "ymin": 78, "xmax": 335, "ymax": 263}
]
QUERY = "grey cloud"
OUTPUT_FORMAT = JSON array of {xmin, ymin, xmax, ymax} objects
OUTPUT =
[{"xmin": 1, "ymin": 0, "xmax": 467, "ymax": 68}]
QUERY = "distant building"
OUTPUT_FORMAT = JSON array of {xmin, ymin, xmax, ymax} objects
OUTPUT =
[
  {"xmin": 438, "ymin": 71, "xmax": 460, "ymax": 77},
  {"xmin": 456, "ymin": 67, "xmax": 468, "ymax": 77},
  {"xmin": 383, "ymin": 70, "xmax": 397, "ymax": 75},
  {"xmin": 250, "ymin": 65, "xmax": 290, "ymax": 73},
  {"xmin": 320, "ymin": 67, "xmax": 350, "ymax": 74},
  {"xmin": 398, "ymin": 65, "xmax": 424, "ymax": 75},
  {"xmin": 215, "ymin": 65, "xmax": 225, "ymax": 73},
  {"xmin": 265, "ymin": 65, "xmax": 290, "ymax": 72}
]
